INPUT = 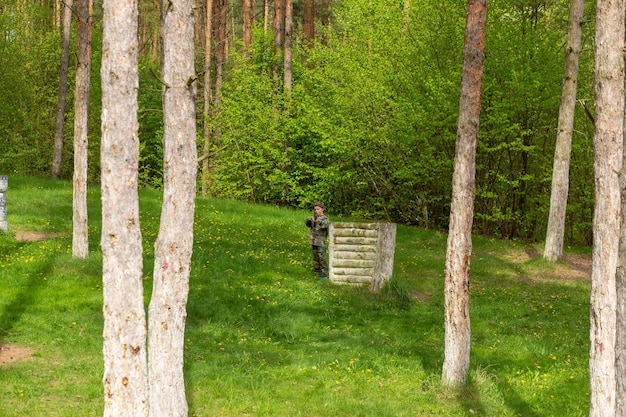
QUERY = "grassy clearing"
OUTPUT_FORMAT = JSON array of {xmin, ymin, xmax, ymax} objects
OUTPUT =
[{"xmin": 0, "ymin": 175, "xmax": 590, "ymax": 416}]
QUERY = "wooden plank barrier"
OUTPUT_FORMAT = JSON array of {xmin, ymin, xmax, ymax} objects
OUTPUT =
[{"xmin": 328, "ymin": 222, "xmax": 397, "ymax": 290}]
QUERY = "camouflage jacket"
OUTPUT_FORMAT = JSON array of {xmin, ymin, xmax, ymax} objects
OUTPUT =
[{"xmin": 306, "ymin": 215, "xmax": 329, "ymax": 246}]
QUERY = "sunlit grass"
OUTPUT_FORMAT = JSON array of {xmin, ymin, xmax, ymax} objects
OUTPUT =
[{"xmin": 0, "ymin": 175, "xmax": 590, "ymax": 416}]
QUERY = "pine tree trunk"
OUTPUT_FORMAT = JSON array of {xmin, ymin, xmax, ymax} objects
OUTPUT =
[
  {"xmin": 617, "ymin": 162, "xmax": 626, "ymax": 417},
  {"xmin": 242, "ymin": 0, "xmax": 251, "ymax": 50},
  {"xmin": 201, "ymin": 0, "xmax": 214, "ymax": 198},
  {"xmin": 589, "ymin": 0, "xmax": 625, "ymax": 415},
  {"xmin": 72, "ymin": 0, "xmax": 92, "ymax": 259},
  {"xmin": 147, "ymin": 0, "xmax": 197, "ymax": 414},
  {"xmin": 52, "ymin": 0, "xmax": 73, "ymax": 179},
  {"xmin": 274, "ymin": 0, "xmax": 285, "ymax": 50},
  {"xmin": 303, "ymin": 0, "xmax": 315, "ymax": 47},
  {"xmin": 544, "ymin": 0, "xmax": 584, "ymax": 262},
  {"xmin": 101, "ymin": 0, "xmax": 148, "ymax": 413},
  {"xmin": 441, "ymin": 0, "xmax": 486, "ymax": 387},
  {"xmin": 283, "ymin": 0, "xmax": 292, "ymax": 91},
  {"xmin": 618, "ymin": 20, "xmax": 626, "ymax": 417}
]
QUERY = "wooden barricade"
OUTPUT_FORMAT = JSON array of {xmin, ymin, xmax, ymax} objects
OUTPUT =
[{"xmin": 328, "ymin": 222, "xmax": 397, "ymax": 290}]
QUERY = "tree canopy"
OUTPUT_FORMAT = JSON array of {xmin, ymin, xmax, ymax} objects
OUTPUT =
[{"xmin": 0, "ymin": 0, "xmax": 597, "ymax": 244}]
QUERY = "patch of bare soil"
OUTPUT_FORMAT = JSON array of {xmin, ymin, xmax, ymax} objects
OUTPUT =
[
  {"xmin": 14, "ymin": 230, "xmax": 62, "ymax": 242},
  {"xmin": 410, "ymin": 291, "xmax": 432, "ymax": 302},
  {"xmin": 562, "ymin": 253, "xmax": 592, "ymax": 280},
  {"xmin": 525, "ymin": 249, "xmax": 591, "ymax": 282},
  {"xmin": 0, "ymin": 343, "xmax": 35, "ymax": 366}
]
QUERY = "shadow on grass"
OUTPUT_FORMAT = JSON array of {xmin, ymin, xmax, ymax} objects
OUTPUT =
[
  {"xmin": 0, "ymin": 242, "xmax": 56, "ymax": 341},
  {"xmin": 457, "ymin": 370, "xmax": 542, "ymax": 417}
]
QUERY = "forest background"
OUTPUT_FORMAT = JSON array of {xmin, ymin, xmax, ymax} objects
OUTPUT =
[{"xmin": 0, "ymin": 0, "xmax": 596, "ymax": 244}]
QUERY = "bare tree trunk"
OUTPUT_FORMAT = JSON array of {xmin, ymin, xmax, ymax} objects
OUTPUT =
[
  {"xmin": 320, "ymin": 0, "xmax": 331, "ymax": 45},
  {"xmin": 283, "ymin": 0, "xmax": 292, "ymax": 92},
  {"xmin": 618, "ymin": 20, "xmax": 626, "ymax": 417},
  {"xmin": 618, "ymin": 146, "xmax": 626, "ymax": 417},
  {"xmin": 242, "ymin": 0, "xmax": 251, "ymax": 50},
  {"xmin": 72, "ymin": 0, "xmax": 93, "ymax": 259},
  {"xmin": 201, "ymin": 0, "xmax": 214, "ymax": 198},
  {"xmin": 263, "ymin": 0, "xmax": 269, "ymax": 33},
  {"xmin": 147, "ymin": 0, "xmax": 197, "ymax": 414},
  {"xmin": 589, "ymin": 0, "xmax": 625, "ymax": 415},
  {"xmin": 441, "ymin": 0, "xmax": 487, "ymax": 387},
  {"xmin": 274, "ymin": 0, "xmax": 285, "ymax": 51},
  {"xmin": 101, "ymin": 0, "xmax": 148, "ymax": 413},
  {"xmin": 52, "ymin": 0, "xmax": 73, "ymax": 179},
  {"xmin": 152, "ymin": 0, "xmax": 160, "ymax": 60},
  {"xmin": 544, "ymin": 0, "xmax": 584, "ymax": 262},
  {"xmin": 303, "ymin": 0, "xmax": 315, "ymax": 47},
  {"xmin": 214, "ymin": 0, "xmax": 227, "ymax": 104}
]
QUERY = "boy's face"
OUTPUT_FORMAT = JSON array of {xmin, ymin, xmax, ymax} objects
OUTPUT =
[{"xmin": 314, "ymin": 206, "xmax": 324, "ymax": 216}]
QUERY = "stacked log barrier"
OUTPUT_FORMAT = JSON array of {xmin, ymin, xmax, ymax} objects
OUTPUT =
[{"xmin": 328, "ymin": 222, "xmax": 397, "ymax": 290}]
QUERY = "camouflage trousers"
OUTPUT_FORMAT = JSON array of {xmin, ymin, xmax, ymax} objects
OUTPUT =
[{"xmin": 311, "ymin": 244, "xmax": 328, "ymax": 277}]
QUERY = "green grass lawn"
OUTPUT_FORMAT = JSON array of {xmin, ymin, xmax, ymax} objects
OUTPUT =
[{"xmin": 0, "ymin": 175, "xmax": 590, "ymax": 416}]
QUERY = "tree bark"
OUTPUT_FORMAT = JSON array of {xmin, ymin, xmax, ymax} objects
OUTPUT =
[
  {"xmin": 303, "ymin": 0, "xmax": 315, "ymax": 47},
  {"xmin": 242, "ymin": 0, "xmax": 251, "ymax": 51},
  {"xmin": 589, "ymin": 0, "xmax": 625, "ymax": 415},
  {"xmin": 101, "ymin": 0, "xmax": 148, "ymax": 413},
  {"xmin": 618, "ymin": 19, "xmax": 626, "ymax": 417},
  {"xmin": 274, "ymin": 0, "xmax": 285, "ymax": 51},
  {"xmin": 543, "ymin": 0, "xmax": 584, "ymax": 262},
  {"xmin": 283, "ymin": 0, "xmax": 293, "ymax": 92},
  {"xmin": 214, "ymin": 0, "xmax": 227, "ymax": 105},
  {"xmin": 617, "ymin": 148, "xmax": 626, "ymax": 417},
  {"xmin": 442, "ymin": 0, "xmax": 487, "ymax": 387},
  {"xmin": 72, "ymin": 0, "xmax": 93, "ymax": 259},
  {"xmin": 201, "ymin": 0, "xmax": 214, "ymax": 198},
  {"xmin": 147, "ymin": 0, "xmax": 197, "ymax": 415},
  {"xmin": 52, "ymin": 0, "xmax": 73, "ymax": 179}
]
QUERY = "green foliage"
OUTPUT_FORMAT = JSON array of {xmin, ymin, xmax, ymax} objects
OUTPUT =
[
  {"xmin": 0, "ymin": 0, "xmax": 597, "ymax": 244},
  {"xmin": 138, "ymin": 61, "xmax": 165, "ymax": 189},
  {"xmin": 0, "ymin": 6, "xmax": 62, "ymax": 176}
]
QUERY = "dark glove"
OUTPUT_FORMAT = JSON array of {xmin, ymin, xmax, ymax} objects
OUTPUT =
[{"xmin": 305, "ymin": 218, "xmax": 313, "ymax": 228}]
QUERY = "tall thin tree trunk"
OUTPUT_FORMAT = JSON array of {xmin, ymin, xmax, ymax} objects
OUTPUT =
[
  {"xmin": 617, "ymin": 139, "xmax": 626, "ymax": 417},
  {"xmin": 618, "ymin": 18, "xmax": 626, "ymax": 417},
  {"xmin": 544, "ymin": 0, "xmax": 584, "ymax": 262},
  {"xmin": 441, "ymin": 0, "xmax": 487, "ymax": 387},
  {"xmin": 52, "ymin": 0, "xmax": 73, "ymax": 179},
  {"xmin": 101, "ymin": 0, "xmax": 148, "ymax": 413},
  {"xmin": 147, "ymin": 0, "xmax": 197, "ymax": 414},
  {"xmin": 589, "ymin": 0, "xmax": 625, "ymax": 416},
  {"xmin": 283, "ymin": 0, "xmax": 292, "ymax": 92},
  {"xmin": 303, "ymin": 0, "xmax": 315, "ymax": 47},
  {"xmin": 274, "ymin": 0, "xmax": 285, "ymax": 51},
  {"xmin": 214, "ymin": 0, "xmax": 227, "ymax": 104},
  {"xmin": 242, "ymin": 0, "xmax": 251, "ymax": 50},
  {"xmin": 201, "ymin": 0, "xmax": 214, "ymax": 198},
  {"xmin": 72, "ymin": 0, "xmax": 93, "ymax": 259},
  {"xmin": 152, "ymin": 0, "xmax": 160, "ymax": 60}
]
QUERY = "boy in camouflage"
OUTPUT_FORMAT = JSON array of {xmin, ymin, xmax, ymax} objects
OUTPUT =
[{"xmin": 305, "ymin": 202, "xmax": 330, "ymax": 279}]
